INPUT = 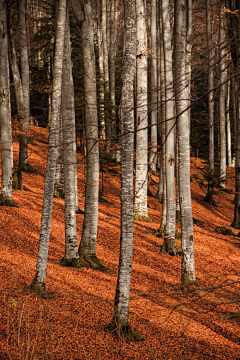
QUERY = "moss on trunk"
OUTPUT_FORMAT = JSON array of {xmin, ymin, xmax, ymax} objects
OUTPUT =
[{"xmin": 160, "ymin": 241, "xmax": 181, "ymax": 256}]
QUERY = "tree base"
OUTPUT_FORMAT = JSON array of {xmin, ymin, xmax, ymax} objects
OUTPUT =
[
  {"xmin": 105, "ymin": 321, "xmax": 144, "ymax": 342},
  {"xmin": 0, "ymin": 197, "xmax": 17, "ymax": 207},
  {"xmin": 27, "ymin": 279, "xmax": 50, "ymax": 299},
  {"xmin": 231, "ymin": 220, "xmax": 240, "ymax": 230},
  {"xmin": 60, "ymin": 257, "xmax": 89, "ymax": 268},
  {"xmin": 79, "ymin": 254, "xmax": 115, "ymax": 273},
  {"xmin": 181, "ymin": 279, "xmax": 199, "ymax": 286},
  {"xmin": 160, "ymin": 241, "xmax": 181, "ymax": 256},
  {"xmin": 204, "ymin": 192, "xmax": 217, "ymax": 206},
  {"xmin": 134, "ymin": 214, "xmax": 151, "ymax": 222},
  {"xmin": 156, "ymin": 224, "xmax": 165, "ymax": 238},
  {"xmin": 20, "ymin": 163, "xmax": 37, "ymax": 174}
]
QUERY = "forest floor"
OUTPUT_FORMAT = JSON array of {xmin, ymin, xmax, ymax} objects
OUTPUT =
[{"xmin": 0, "ymin": 125, "xmax": 240, "ymax": 360}]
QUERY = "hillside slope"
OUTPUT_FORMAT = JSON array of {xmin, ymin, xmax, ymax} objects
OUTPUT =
[{"xmin": 0, "ymin": 125, "xmax": 239, "ymax": 359}]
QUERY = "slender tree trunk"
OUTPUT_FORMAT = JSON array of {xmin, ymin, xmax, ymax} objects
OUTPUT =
[
  {"xmin": 134, "ymin": 0, "xmax": 149, "ymax": 221},
  {"xmin": 219, "ymin": 0, "xmax": 227, "ymax": 187},
  {"xmin": 71, "ymin": 0, "xmax": 110, "ymax": 271},
  {"xmin": 29, "ymin": 0, "xmax": 67, "ymax": 298},
  {"xmin": 205, "ymin": 0, "xmax": 215, "ymax": 204},
  {"xmin": 149, "ymin": 0, "xmax": 158, "ymax": 174},
  {"xmin": 226, "ymin": 79, "xmax": 232, "ymax": 166},
  {"xmin": 61, "ymin": 4, "xmax": 82, "ymax": 267},
  {"xmin": 97, "ymin": 1, "xmax": 106, "ymax": 141},
  {"xmin": 160, "ymin": 0, "xmax": 180, "ymax": 255},
  {"xmin": 106, "ymin": 0, "xmax": 143, "ymax": 341},
  {"xmin": 174, "ymin": 0, "xmax": 196, "ymax": 284},
  {"xmin": 110, "ymin": 0, "xmax": 117, "ymax": 159},
  {"xmin": 18, "ymin": 0, "xmax": 30, "ymax": 168},
  {"xmin": 0, "ymin": 0, "xmax": 14, "ymax": 206}
]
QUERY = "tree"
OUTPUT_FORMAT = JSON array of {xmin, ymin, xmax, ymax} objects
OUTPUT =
[
  {"xmin": 29, "ymin": 0, "xmax": 67, "ymax": 298},
  {"xmin": 60, "ymin": 2, "xmax": 82, "ymax": 267},
  {"xmin": 160, "ymin": 0, "xmax": 180, "ymax": 256},
  {"xmin": 71, "ymin": 0, "xmax": 110, "ymax": 271},
  {"xmin": 18, "ymin": 0, "xmax": 30, "ymax": 169},
  {"xmin": 205, "ymin": 0, "xmax": 215, "ymax": 205},
  {"xmin": 174, "ymin": 0, "xmax": 196, "ymax": 284},
  {"xmin": 219, "ymin": 0, "xmax": 227, "ymax": 188},
  {"xmin": 0, "ymin": 0, "xmax": 14, "ymax": 207},
  {"xmin": 106, "ymin": 0, "xmax": 143, "ymax": 341},
  {"xmin": 149, "ymin": 0, "xmax": 158, "ymax": 174},
  {"xmin": 134, "ymin": 0, "xmax": 149, "ymax": 221}
]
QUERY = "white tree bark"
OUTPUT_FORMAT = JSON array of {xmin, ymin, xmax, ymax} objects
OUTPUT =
[
  {"xmin": 160, "ymin": 0, "xmax": 180, "ymax": 255},
  {"xmin": 110, "ymin": 0, "xmax": 117, "ymax": 158},
  {"xmin": 18, "ymin": 0, "xmax": 30, "ymax": 167},
  {"xmin": 134, "ymin": 0, "xmax": 149, "ymax": 220},
  {"xmin": 226, "ymin": 79, "xmax": 232, "ymax": 166},
  {"xmin": 174, "ymin": 0, "xmax": 196, "ymax": 284},
  {"xmin": 0, "ymin": 0, "xmax": 14, "ymax": 205},
  {"xmin": 205, "ymin": 0, "xmax": 215, "ymax": 204},
  {"xmin": 61, "ymin": 4, "xmax": 81, "ymax": 266},
  {"xmin": 107, "ymin": 0, "xmax": 143, "ymax": 340},
  {"xmin": 30, "ymin": 0, "xmax": 67, "ymax": 298},
  {"xmin": 149, "ymin": 0, "xmax": 158, "ymax": 174}
]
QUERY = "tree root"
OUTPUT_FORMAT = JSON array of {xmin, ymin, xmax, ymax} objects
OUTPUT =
[
  {"xmin": 160, "ymin": 241, "xmax": 181, "ymax": 256},
  {"xmin": 26, "ymin": 279, "xmax": 51, "ymax": 300},
  {"xmin": 60, "ymin": 257, "xmax": 89, "ymax": 269},
  {"xmin": 76, "ymin": 207, "xmax": 84, "ymax": 215},
  {"xmin": 105, "ymin": 321, "xmax": 144, "ymax": 342},
  {"xmin": 80, "ymin": 254, "xmax": 115, "ymax": 273},
  {"xmin": 0, "ymin": 197, "xmax": 17, "ymax": 207},
  {"xmin": 181, "ymin": 279, "xmax": 199, "ymax": 287}
]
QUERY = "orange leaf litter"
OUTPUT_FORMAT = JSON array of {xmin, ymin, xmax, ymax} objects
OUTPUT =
[{"xmin": 0, "ymin": 125, "xmax": 239, "ymax": 359}]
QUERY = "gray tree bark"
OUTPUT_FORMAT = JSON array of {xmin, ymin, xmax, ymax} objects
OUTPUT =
[
  {"xmin": 61, "ymin": 3, "xmax": 82, "ymax": 267},
  {"xmin": 149, "ymin": 0, "xmax": 158, "ymax": 174},
  {"xmin": 205, "ymin": 0, "xmax": 215, "ymax": 204},
  {"xmin": 0, "ymin": 0, "xmax": 14, "ymax": 206},
  {"xmin": 29, "ymin": 0, "xmax": 67, "ymax": 298},
  {"xmin": 134, "ymin": 0, "xmax": 149, "ymax": 221},
  {"xmin": 18, "ymin": 0, "xmax": 30, "ymax": 168},
  {"xmin": 71, "ymin": 0, "xmax": 110, "ymax": 271},
  {"xmin": 106, "ymin": 0, "xmax": 143, "ymax": 341},
  {"xmin": 160, "ymin": 0, "xmax": 180, "ymax": 255},
  {"xmin": 219, "ymin": 0, "xmax": 227, "ymax": 187},
  {"xmin": 174, "ymin": 0, "xmax": 196, "ymax": 284}
]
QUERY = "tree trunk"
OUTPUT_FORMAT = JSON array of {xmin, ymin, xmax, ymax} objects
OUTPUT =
[
  {"xmin": 174, "ymin": 0, "xmax": 196, "ymax": 284},
  {"xmin": 205, "ymin": 0, "xmax": 215, "ymax": 204},
  {"xmin": 18, "ymin": 0, "xmax": 30, "ymax": 168},
  {"xmin": 149, "ymin": 0, "xmax": 158, "ymax": 174},
  {"xmin": 226, "ymin": 79, "xmax": 232, "ymax": 166},
  {"xmin": 0, "ymin": 0, "xmax": 14, "ymax": 206},
  {"xmin": 29, "ymin": 0, "xmax": 67, "ymax": 298},
  {"xmin": 219, "ymin": 0, "xmax": 227, "ymax": 187},
  {"xmin": 61, "ymin": 3, "xmax": 82, "ymax": 267},
  {"xmin": 110, "ymin": 0, "xmax": 117, "ymax": 159},
  {"xmin": 160, "ymin": 0, "xmax": 180, "ymax": 256},
  {"xmin": 106, "ymin": 0, "xmax": 143, "ymax": 341},
  {"xmin": 134, "ymin": 0, "xmax": 149, "ymax": 221},
  {"xmin": 71, "ymin": 0, "xmax": 110, "ymax": 271}
]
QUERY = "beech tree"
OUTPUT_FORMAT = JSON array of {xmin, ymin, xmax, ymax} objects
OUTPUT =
[
  {"xmin": 71, "ymin": 0, "xmax": 110, "ymax": 271},
  {"xmin": 29, "ymin": 0, "xmax": 67, "ymax": 298},
  {"xmin": 174, "ymin": 0, "xmax": 196, "ymax": 284},
  {"xmin": 160, "ymin": 0, "xmax": 180, "ymax": 255},
  {"xmin": 106, "ymin": 0, "xmax": 143, "ymax": 341},
  {"xmin": 18, "ymin": 0, "xmax": 31, "ymax": 170},
  {"xmin": 134, "ymin": 0, "xmax": 149, "ymax": 221},
  {"xmin": 0, "ymin": 0, "xmax": 14, "ymax": 206}
]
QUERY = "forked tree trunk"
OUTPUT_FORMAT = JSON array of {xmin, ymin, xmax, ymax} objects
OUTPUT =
[
  {"xmin": 29, "ymin": 0, "xmax": 67, "ymax": 298},
  {"xmin": 106, "ymin": 0, "xmax": 143, "ymax": 341},
  {"xmin": 134, "ymin": 0, "xmax": 149, "ymax": 221}
]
